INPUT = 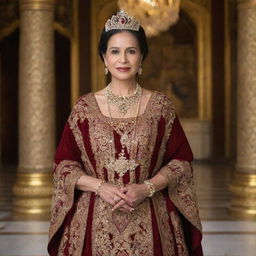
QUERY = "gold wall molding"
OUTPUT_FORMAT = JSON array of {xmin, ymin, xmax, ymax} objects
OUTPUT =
[
  {"xmin": 71, "ymin": 0, "xmax": 79, "ymax": 105},
  {"xmin": 0, "ymin": 20, "xmax": 19, "ymax": 40},
  {"xmin": 20, "ymin": 0, "xmax": 55, "ymax": 11},
  {"xmin": 54, "ymin": 0, "xmax": 72, "ymax": 36},
  {"xmin": 53, "ymin": 22, "xmax": 71, "ymax": 38},
  {"xmin": 0, "ymin": 0, "xmax": 19, "ymax": 40},
  {"xmin": 91, "ymin": 0, "xmax": 118, "ymax": 94},
  {"xmin": 224, "ymin": 0, "xmax": 232, "ymax": 158},
  {"xmin": 181, "ymin": 1, "xmax": 212, "ymax": 120}
]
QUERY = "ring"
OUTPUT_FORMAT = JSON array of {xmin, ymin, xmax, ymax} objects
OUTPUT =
[{"xmin": 113, "ymin": 196, "xmax": 120, "ymax": 202}]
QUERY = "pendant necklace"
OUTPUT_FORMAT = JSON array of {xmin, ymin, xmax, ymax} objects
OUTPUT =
[
  {"xmin": 105, "ymin": 83, "xmax": 141, "ymax": 116},
  {"xmin": 105, "ymin": 84, "xmax": 141, "ymax": 179}
]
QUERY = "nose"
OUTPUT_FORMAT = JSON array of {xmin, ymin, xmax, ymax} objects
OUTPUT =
[{"xmin": 119, "ymin": 51, "xmax": 127, "ymax": 63}]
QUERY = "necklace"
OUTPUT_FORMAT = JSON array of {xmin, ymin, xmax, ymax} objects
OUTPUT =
[
  {"xmin": 105, "ymin": 87, "xmax": 141, "ymax": 179},
  {"xmin": 106, "ymin": 83, "xmax": 141, "ymax": 116}
]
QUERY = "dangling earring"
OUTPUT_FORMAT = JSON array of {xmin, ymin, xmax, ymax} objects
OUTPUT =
[
  {"xmin": 138, "ymin": 66, "xmax": 142, "ymax": 75},
  {"xmin": 105, "ymin": 67, "xmax": 109, "ymax": 75}
]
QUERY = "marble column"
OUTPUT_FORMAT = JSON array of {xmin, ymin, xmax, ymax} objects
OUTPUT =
[
  {"xmin": 229, "ymin": 0, "xmax": 256, "ymax": 219},
  {"xmin": 12, "ymin": 0, "xmax": 55, "ymax": 219}
]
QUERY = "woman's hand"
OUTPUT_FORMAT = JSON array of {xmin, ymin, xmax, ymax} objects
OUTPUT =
[
  {"xmin": 97, "ymin": 182, "xmax": 134, "ymax": 213},
  {"xmin": 112, "ymin": 183, "xmax": 149, "ymax": 212}
]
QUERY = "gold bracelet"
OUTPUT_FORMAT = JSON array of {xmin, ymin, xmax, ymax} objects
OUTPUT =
[
  {"xmin": 95, "ymin": 180, "xmax": 105, "ymax": 195},
  {"xmin": 143, "ymin": 180, "xmax": 156, "ymax": 197}
]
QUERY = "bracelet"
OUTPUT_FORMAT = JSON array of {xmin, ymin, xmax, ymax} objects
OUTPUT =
[
  {"xmin": 143, "ymin": 180, "xmax": 156, "ymax": 197},
  {"xmin": 95, "ymin": 180, "xmax": 105, "ymax": 195}
]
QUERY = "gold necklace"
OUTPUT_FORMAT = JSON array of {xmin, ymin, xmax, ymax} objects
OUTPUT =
[
  {"xmin": 105, "ymin": 88, "xmax": 141, "ymax": 179},
  {"xmin": 106, "ymin": 83, "xmax": 141, "ymax": 116}
]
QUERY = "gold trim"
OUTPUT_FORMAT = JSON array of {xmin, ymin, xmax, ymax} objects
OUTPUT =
[
  {"xmin": 71, "ymin": 0, "xmax": 80, "ymax": 105},
  {"xmin": 20, "ymin": 0, "xmax": 55, "ymax": 11},
  {"xmin": 91, "ymin": 1, "xmax": 118, "ymax": 92},
  {"xmin": 224, "ymin": 0, "xmax": 232, "ymax": 158},
  {"xmin": 181, "ymin": 1, "xmax": 212, "ymax": 120},
  {"xmin": 0, "ymin": 20, "xmax": 20, "ymax": 41},
  {"xmin": 53, "ymin": 22, "xmax": 71, "ymax": 39}
]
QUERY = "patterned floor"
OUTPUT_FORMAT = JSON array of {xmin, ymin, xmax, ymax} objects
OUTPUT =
[{"xmin": 0, "ymin": 162, "xmax": 256, "ymax": 256}]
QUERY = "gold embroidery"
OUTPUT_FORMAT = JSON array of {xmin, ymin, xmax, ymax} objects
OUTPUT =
[
  {"xmin": 170, "ymin": 211, "xmax": 189, "ymax": 256},
  {"xmin": 58, "ymin": 193, "xmax": 91, "ymax": 256},
  {"xmin": 152, "ymin": 193, "xmax": 176, "ymax": 256},
  {"xmin": 49, "ymin": 91, "xmax": 202, "ymax": 255},
  {"xmin": 159, "ymin": 160, "xmax": 202, "ymax": 232},
  {"xmin": 49, "ymin": 160, "xmax": 85, "ymax": 242},
  {"xmin": 92, "ymin": 197, "xmax": 154, "ymax": 256},
  {"xmin": 68, "ymin": 96, "xmax": 95, "ymax": 176},
  {"xmin": 151, "ymin": 94, "xmax": 176, "ymax": 177}
]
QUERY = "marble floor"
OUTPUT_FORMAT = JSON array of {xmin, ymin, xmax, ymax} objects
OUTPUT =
[{"xmin": 0, "ymin": 162, "xmax": 256, "ymax": 256}]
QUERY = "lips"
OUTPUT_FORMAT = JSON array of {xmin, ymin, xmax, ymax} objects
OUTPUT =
[{"xmin": 116, "ymin": 67, "xmax": 131, "ymax": 72}]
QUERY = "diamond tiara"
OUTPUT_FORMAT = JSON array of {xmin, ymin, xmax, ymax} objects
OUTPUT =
[{"xmin": 105, "ymin": 10, "xmax": 140, "ymax": 32}]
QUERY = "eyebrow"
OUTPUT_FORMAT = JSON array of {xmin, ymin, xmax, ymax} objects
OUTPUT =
[{"xmin": 108, "ymin": 46, "xmax": 138, "ymax": 50}]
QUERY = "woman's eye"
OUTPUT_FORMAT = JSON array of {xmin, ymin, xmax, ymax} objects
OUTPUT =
[
  {"xmin": 111, "ymin": 50, "xmax": 119, "ymax": 54},
  {"xmin": 128, "ymin": 49, "xmax": 136, "ymax": 54}
]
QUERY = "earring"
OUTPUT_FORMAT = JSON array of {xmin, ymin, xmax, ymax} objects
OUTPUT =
[
  {"xmin": 105, "ymin": 67, "xmax": 109, "ymax": 75},
  {"xmin": 138, "ymin": 66, "xmax": 142, "ymax": 75}
]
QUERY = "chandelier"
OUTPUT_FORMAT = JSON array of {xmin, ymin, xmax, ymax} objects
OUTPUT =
[{"xmin": 118, "ymin": 0, "xmax": 181, "ymax": 37}]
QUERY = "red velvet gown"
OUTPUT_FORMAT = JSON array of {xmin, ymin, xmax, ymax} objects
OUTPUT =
[{"xmin": 48, "ymin": 91, "xmax": 203, "ymax": 256}]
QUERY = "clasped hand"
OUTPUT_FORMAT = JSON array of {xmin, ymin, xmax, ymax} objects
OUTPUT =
[{"xmin": 97, "ymin": 183, "xmax": 149, "ymax": 213}]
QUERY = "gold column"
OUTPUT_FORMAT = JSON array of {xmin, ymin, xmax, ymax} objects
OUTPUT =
[
  {"xmin": 230, "ymin": 0, "xmax": 256, "ymax": 219},
  {"xmin": 13, "ymin": 0, "xmax": 55, "ymax": 219}
]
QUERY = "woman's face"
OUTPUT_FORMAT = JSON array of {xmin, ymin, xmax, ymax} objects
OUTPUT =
[{"xmin": 103, "ymin": 31, "xmax": 142, "ymax": 82}]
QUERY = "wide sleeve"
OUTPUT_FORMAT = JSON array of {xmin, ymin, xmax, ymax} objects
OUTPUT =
[
  {"xmin": 159, "ymin": 115, "xmax": 202, "ymax": 232},
  {"xmin": 48, "ymin": 107, "xmax": 87, "ymax": 248}
]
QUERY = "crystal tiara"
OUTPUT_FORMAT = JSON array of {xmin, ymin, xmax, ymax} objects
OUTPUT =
[{"xmin": 105, "ymin": 10, "xmax": 140, "ymax": 32}]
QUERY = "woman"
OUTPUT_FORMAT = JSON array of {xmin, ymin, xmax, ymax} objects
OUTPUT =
[{"xmin": 48, "ymin": 10, "xmax": 203, "ymax": 256}]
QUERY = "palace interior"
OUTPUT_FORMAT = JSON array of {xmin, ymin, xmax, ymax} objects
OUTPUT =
[{"xmin": 0, "ymin": 0, "xmax": 256, "ymax": 256}]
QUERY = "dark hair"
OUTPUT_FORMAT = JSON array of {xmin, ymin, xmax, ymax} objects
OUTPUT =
[{"xmin": 98, "ymin": 26, "xmax": 149, "ymax": 62}]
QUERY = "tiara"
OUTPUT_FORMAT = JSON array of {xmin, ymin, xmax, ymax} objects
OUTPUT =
[{"xmin": 105, "ymin": 10, "xmax": 140, "ymax": 32}]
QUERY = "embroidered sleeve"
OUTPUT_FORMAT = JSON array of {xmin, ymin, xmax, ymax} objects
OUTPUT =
[
  {"xmin": 49, "ymin": 100, "xmax": 87, "ymax": 243},
  {"xmin": 158, "ymin": 115, "xmax": 202, "ymax": 232}
]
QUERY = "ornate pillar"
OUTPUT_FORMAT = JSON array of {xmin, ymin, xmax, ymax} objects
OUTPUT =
[
  {"xmin": 230, "ymin": 0, "xmax": 256, "ymax": 219},
  {"xmin": 13, "ymin": 0, "xmax": 55, "ymax": 219}
]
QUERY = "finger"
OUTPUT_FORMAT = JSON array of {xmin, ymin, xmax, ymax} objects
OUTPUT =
[
  {"xmin": 120, "ymin": 186, "xmax": 129, "ymax": 193},
  {"xmin": 112, "ymin": 200, "xmax": 134, "ymax": 212},
  {"xmin": 109, "ymin": 198, "xmax": 118, "ymax": 206},
  {"xmin": 112, "ymin": 200, "xmax": 126, "ymax": 211},
  {"xmin": 116, "ymin": 191, "xmax": 133, "ymax": 205},
  {"xmin": 121, "ymin": 203, "xmax": 135, "ymax": 213}
]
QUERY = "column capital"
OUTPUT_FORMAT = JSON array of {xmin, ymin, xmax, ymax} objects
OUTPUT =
[
  {"xmin": 238, "ymin": 0, "xmax": 256, "ymax": 9},
  {"xmin": 20, "ymin": 0, "xmax": 55, "ymax": 11}
]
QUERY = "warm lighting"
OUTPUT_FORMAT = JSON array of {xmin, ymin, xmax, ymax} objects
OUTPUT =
[{"xmin": 118, "ymin": 0, "xmax": 181, "ymax": 37}]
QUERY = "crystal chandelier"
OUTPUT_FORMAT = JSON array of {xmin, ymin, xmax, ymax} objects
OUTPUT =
[{"xmin": 118, "ymin": 0, "xmax": 181, "ymax": 37}]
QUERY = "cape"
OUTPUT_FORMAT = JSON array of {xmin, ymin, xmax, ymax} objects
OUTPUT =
[{"xmin": 48, "ymin": 91, "xmax": 203, "ymax": 256}]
